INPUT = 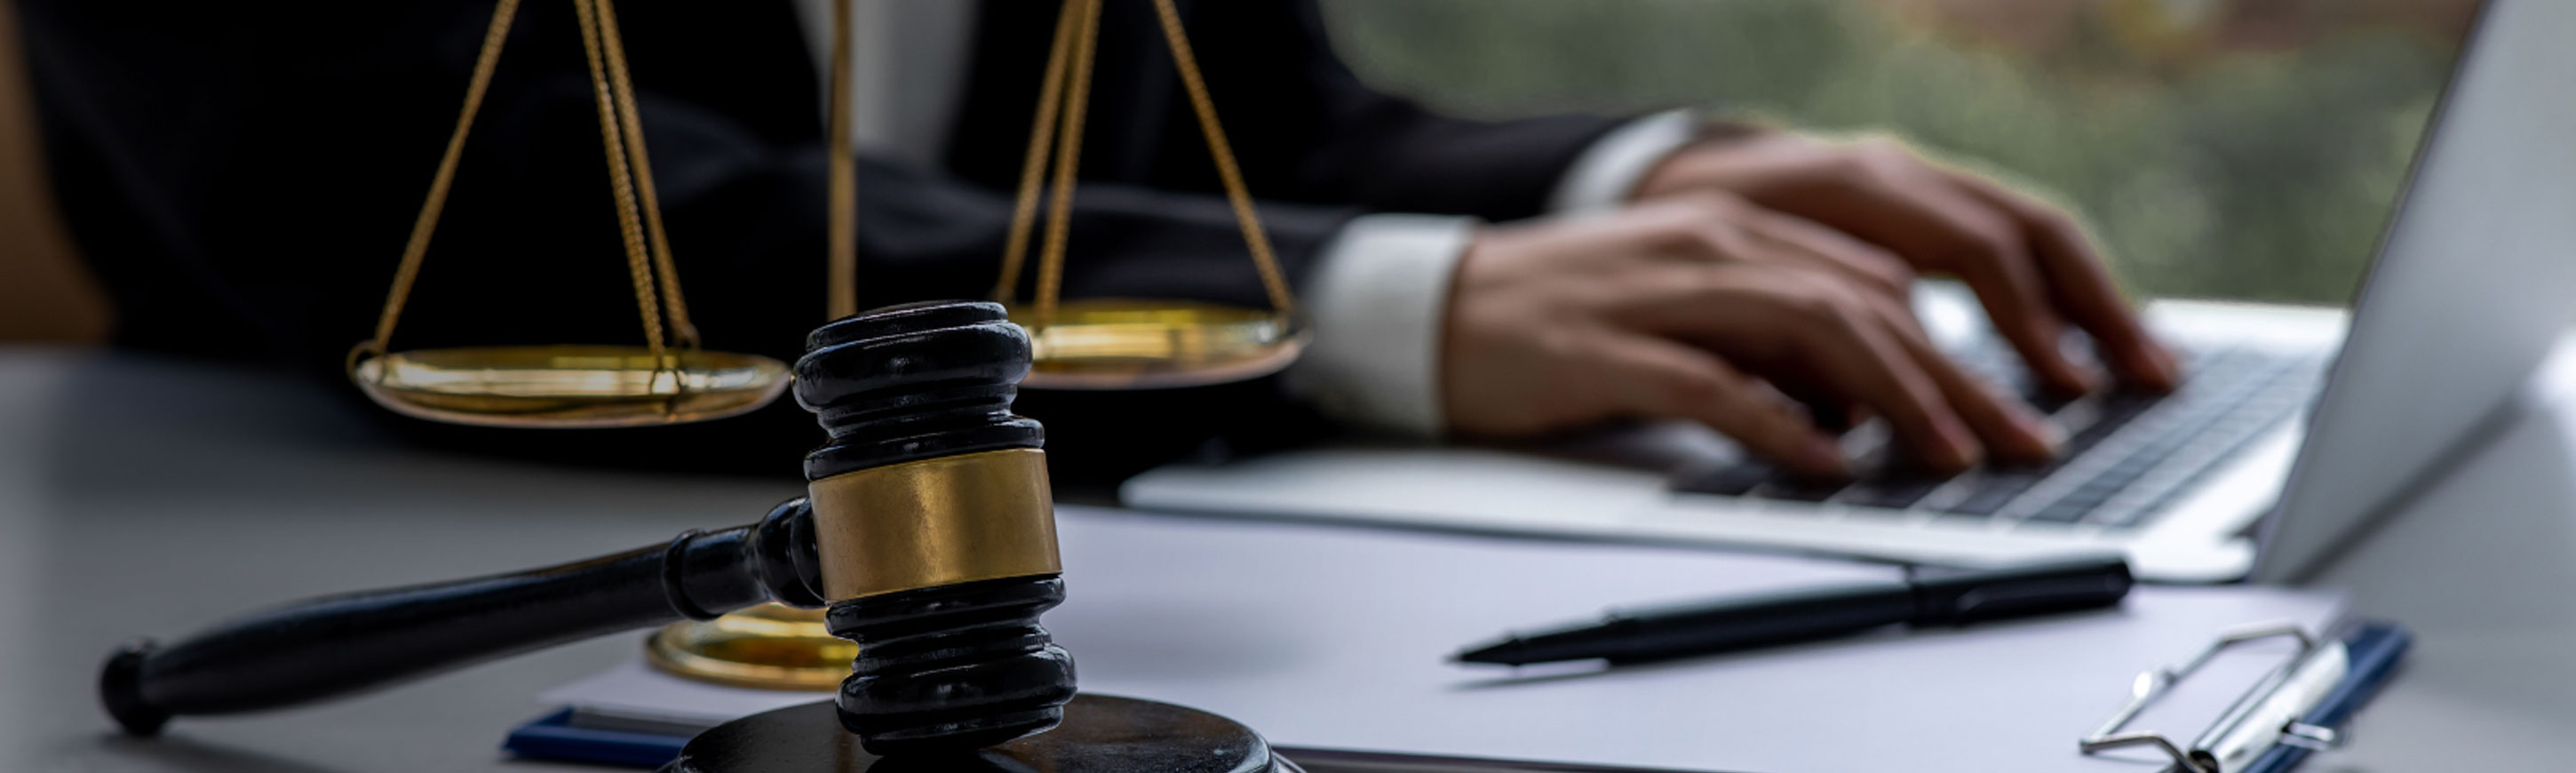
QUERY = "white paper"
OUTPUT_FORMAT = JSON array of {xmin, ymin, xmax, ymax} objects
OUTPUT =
[{"xmin": 546, "ymin": 506, "xmax": 2342, "ymax": 773}]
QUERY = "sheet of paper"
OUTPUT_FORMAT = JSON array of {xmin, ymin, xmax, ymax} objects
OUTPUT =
[{"xmin": 547, "ymin": 506, "xmax": 2342, "ymax": 773}]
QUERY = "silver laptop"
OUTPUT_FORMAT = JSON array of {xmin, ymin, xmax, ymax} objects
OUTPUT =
[{"xmin": 1124, "ymin": 0, "xmax": 2576, "ymax": 583}]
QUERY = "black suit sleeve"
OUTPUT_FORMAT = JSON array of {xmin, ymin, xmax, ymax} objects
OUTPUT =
[
  {"xmin": 21, "ymin": 0, "xmax": 1347, "ymax": 478},
  {"xmin": 20, "ymin": 0, "xmax": 1360, "ymax": 372},
  {"xmin": 947, "ymin": 0, "xmax": 1630, "ymax": 223},
  {"xmin": 23, "ymin": 0, "xmax": 1629, "ymax": 481},
  {"xmin": 1236, "ymin": 0, "xmax": 1628, "ymax": 219}
]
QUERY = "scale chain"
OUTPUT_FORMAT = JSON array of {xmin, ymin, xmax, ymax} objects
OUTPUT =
[
  {"xmin": 592, "ymin": 0, "xmax": 699, "ymax": 349},
  {"xmin": 1031, "ymin": 0, "xmax": 1104, "ymax": 329},
  {"xmin": 826, "ymin": 0, "xmax": 858, "ymax": 320},
  {"xmin": 361, "ymin": 0, "xmax": 522, "ymax": 364},
  {"xmin": 572, "ymin": 0, "xmax": 673, "ymax": 382},
  {"xmin": 988, "ymin": 0, "xmax": 1085, "ymax": 306},
  {"xmin": 1006, "ymin": 0, "xmax": 1301, "ymax": 331},
  {"xmin": 1148, "ymin": 0, "xmax": 1298, "ymax": 322},
  {"xmin": 362, "ymin": 0, "xmax": 699, "ymax": 405}
]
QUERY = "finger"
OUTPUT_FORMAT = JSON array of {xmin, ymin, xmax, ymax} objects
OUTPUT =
[
  {"xmin": 1644, "ymin": 191, "xmax": 1915, "ymax": 302},
  {"xmin": 1789, "ymin": 144, "xmax": 2103, "ymax": 394},
  {"xmin": 1730, "ymin": 206, "xmax": 1916, "ymax": 303},
  {"xmin": 1864, "ymin": 296, "xmax": 2061, "ymax": 464},
  {"xmin": 1767, "ymin": 280, "xmax": 1985, "ymax": 472},
  {"xmin": 1621, "ymin": 265, "xmax": 1984, "ymax": 470},
  {"xmin": 1596, "ymin": 335, "xmax": 1849, "ymax": 478},
  {"xmin": 1943, "ymin": 170, "xmax": 2182, "ymax": 391},
  {"xmin": 1876, "ymin": 171, "xmax": 2101, "ymax": 395},
  {"xmin": 1758, "ymin": 371, "xmax": 1865, "ymax": 434}
]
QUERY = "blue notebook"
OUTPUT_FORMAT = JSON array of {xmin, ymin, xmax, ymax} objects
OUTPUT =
[{"xmin": 504, "ymin": 708, "xmax": 691, "ymax": 769}]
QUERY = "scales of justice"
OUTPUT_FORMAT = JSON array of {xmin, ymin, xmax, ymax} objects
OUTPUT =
[{"xmin": 98, "ymin": 0, "xmax": 1307, "ymax": 769}]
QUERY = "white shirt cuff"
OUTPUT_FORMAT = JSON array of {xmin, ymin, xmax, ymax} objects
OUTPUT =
[
  {"xmin": 1284, "ymin": 213, "xmax": 1477, "ymax": 437},
  {"xmin": 1285, "ymin": 113, "xmax": 1701, "ymax": 436},
  {"xmin": 1546, "ymin": 108, "xmax": 1702, "ymax": 215}
]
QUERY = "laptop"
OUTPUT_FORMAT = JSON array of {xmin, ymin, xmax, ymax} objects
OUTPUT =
[{"xmin": 1123, "ymin": 0, "xmax": 2576, "ymax": 583}]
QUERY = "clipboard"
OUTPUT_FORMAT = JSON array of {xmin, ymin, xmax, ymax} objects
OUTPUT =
[{"xmin": 2079, "ymin": 620, "xmax": 2412, "ymax": 773}]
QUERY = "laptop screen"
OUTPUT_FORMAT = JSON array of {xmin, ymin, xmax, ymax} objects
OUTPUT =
[{"xmin": 2254, "ymin": 0, "xmax": 2576, "ymax": 581}]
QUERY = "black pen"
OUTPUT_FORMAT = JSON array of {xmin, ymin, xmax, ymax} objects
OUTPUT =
[{"xmin": 1453, "ymin": 555, "xmax": 2133, "ymax": 666}]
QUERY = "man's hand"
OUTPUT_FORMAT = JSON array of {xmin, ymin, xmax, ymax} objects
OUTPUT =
[
  {"xmin": 1633, "ymin": 129, "xmax": 2182, "ymax": 394},
  {"xmin": 1443, "ymin": 195, "xmax": 2062, "ymax": 477}
]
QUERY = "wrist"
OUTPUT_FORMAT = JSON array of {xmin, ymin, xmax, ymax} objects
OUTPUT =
[
  {"xmin": 1281, "ymin": 214, "xmax": 1479, "ymax": 436},
  {"xmin": 1630, "ymin": 120, "xmax": 1778, "ymax": 203}
]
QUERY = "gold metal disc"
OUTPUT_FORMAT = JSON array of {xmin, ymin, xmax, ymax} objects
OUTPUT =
[
  {"xmin": 349, "ymin": 345, "xmax": 790, "ymax": 428},
  {"xmin": 644, "ymin": 603, "xmax": 853, "ymax": 691},
  {"xmin": 1010, "ymin": 299, "xmax": 1307, "ymax": 390}
]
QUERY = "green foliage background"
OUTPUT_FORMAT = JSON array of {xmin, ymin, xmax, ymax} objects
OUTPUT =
[{"xmin": 1320, "ymin": 0, "xmax": 2463, "ymax": 304}]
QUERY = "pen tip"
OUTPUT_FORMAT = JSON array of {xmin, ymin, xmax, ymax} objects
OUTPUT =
[{"xmin": 1453, "ymin": 642, "xmax": 1515, "ymax": 665}]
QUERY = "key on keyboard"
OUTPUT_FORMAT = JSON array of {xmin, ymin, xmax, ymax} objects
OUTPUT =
[{"xmin": 1667, "ymin": 342, "xmax": 2322, "ymax": 531}]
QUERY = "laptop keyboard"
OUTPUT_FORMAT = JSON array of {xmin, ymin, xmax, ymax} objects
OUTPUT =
[{"xmin": 1669, "ymin": 342, "xmax": 2328, "ymax": 531}]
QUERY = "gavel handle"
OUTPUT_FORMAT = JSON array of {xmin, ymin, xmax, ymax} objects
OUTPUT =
[{"xmin": 99, "ymin": 498, "xmax": 823, "ymax": 737}]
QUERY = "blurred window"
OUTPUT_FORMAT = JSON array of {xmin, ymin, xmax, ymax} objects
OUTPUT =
[{"xmin": 1324, "ymin": 0, "xmax": 2475, "ymax": 305}]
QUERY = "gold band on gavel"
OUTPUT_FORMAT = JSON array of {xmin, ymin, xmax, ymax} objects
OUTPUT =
[{"xmin": 806, "ymin": 449, "xmax": 1061, "ymax": 602}]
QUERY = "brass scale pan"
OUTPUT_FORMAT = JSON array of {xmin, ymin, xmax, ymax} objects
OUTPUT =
[{"xmin": 348, "ymin": 0, "xmax": 1301, "ymax": 689}]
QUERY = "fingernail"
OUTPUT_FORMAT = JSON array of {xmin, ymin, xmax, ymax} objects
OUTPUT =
[
  {"xmin": 2148, "ymin": 346, "xmax": 2185, "ymax": 386},
  {"xmin": 2033, "ymin": 417, "xmax": 2066, "ymax": 453},
  {"xmin": 1801, "ymin": 435, "xmax": 1851, "ymax": 478},
  {"xmin": 1936, "ymin": 419, "xmax": 1984, "ymax": 470},
  {"xmin": 2063, "ymin": 361, "xmax": 2107, "ymax": 394},
  {"xmin": 2015, "ymin": 412, "xmax": 2064, "ymax": 463},
  {"xmin": 2009, "ymin": 401, "xmax": 2063, "ymax": 451},
  {"xmin": 2126, "ymin": 355, "xmax": 2175, "ymax": 392}
]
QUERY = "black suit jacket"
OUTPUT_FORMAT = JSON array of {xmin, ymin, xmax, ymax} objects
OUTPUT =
[{"xmin": 21, "ymin": 0, "xmax": 1624, "ymax": 480}]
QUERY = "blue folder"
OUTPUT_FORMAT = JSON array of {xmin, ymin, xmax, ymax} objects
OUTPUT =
[{"xmin": 2241, "ymin": 622, "xmax": 2413, "ymax": 773}]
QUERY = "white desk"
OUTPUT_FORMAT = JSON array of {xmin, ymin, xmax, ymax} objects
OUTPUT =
[{"xmin": 3, "ymin": 346, "xmax": 2572, "ymax": 771}]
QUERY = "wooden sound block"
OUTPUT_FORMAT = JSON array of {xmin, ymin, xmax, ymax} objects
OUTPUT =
[{"xmin": 664, "ymin": 694, "xmax": 1288, "ymax": 773}]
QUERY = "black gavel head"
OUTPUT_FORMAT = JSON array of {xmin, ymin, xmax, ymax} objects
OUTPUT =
[{"xmin": 791, "ymin": 300, "xmax": 1077, "ymax": 756}]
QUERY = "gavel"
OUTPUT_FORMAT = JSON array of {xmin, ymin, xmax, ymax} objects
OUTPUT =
[{"xmin": 98, "ymin": 300, "xmax": 1081, "ymax": 757}]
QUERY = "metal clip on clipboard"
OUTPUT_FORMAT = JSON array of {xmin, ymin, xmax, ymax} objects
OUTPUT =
[{"xmin": 2079, "ymin": 622, "xmax": 2350, "ymax": 773}]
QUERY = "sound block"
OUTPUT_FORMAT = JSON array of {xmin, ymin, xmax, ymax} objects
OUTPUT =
[{"xmin": 661, "ymin": 694, "xmax": 1294, "ymax": 773}]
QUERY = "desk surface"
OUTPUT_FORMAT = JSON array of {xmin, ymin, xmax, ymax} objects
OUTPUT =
[{"xmin": 3, "ymin": 347, "xmax": 2571, "ymax": 772}]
